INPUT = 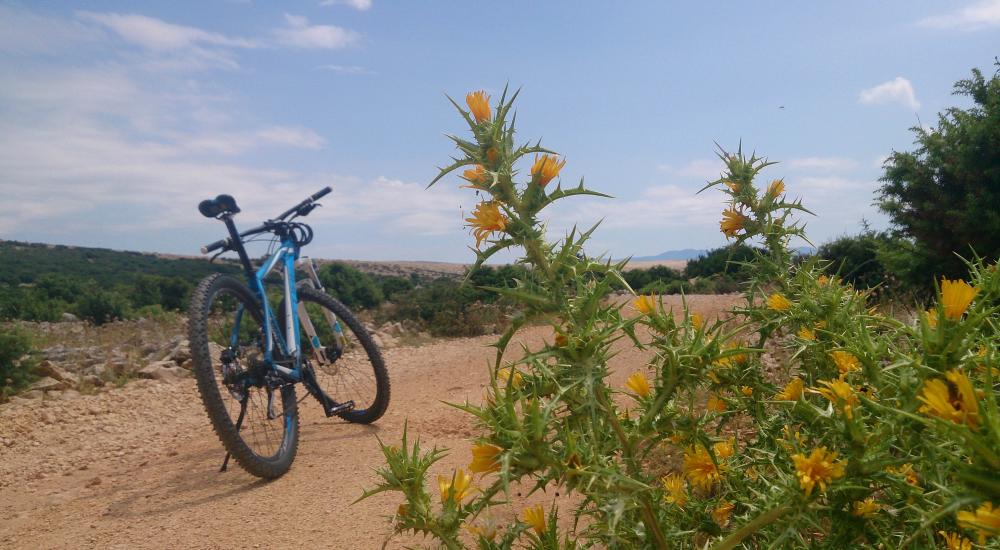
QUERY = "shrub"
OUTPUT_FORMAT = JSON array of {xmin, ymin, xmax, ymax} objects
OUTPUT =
[
  {"xmin": 817, "ymin": 230, "xmax": 895, "ymax": 291},
  {"xmin": 0, "ymin": 327, "xmax": 37, "ymax": 400},
  {"xmin": 684, "ymin": 244, "xmax": 757, "ymax": 280},
  {"xmin": 878, "ymin": 62, "xmax": 1000, "ymax": 287},
  {"xmin": 319, "ymin": 262, "xmax": 384, "ymax": 309},
  {"xmin": 363, "ymin": 90, "xmax": 1000, "ymax": 550},
  {"xmin": 76, "ymin": 289, "xmax": 129, "ymax": 325}
]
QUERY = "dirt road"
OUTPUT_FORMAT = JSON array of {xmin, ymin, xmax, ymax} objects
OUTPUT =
[{"xmin": 0, "ymin": 295, "xmax": 739, "ymax": 549}]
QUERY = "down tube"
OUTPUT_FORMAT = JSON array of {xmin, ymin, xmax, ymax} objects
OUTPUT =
[{"xmin": 282, "ymin": 248, "xmax": 301, "ymax": 370}]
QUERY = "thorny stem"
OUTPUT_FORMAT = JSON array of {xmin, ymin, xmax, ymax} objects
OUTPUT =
[
  {"xmin": 710, "ymin": 505, "xmax": 792, "ymax": 550},
  {"xmin": 597, "ymin": 385, "xmax": 669, "ymax": 549}
]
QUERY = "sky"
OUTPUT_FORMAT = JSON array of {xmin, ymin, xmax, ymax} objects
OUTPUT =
[{"xmin": 0, "ymin": 1, "xmax": 997, "ymax": 263}]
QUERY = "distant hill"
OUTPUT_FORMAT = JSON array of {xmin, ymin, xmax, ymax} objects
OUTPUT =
[
  {"xmin": 632, "ymin": 249, "xmax": 707, "ymax": 261},
  {"xmin": 0, "ymin": 240, "xmax": 240, "ymax": 286},
  {"xmin": 634, "ymin": 246, "xmax": 815, "ymax": 262}
]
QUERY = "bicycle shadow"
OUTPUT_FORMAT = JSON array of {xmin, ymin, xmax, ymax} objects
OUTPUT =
[{"xmin": 100, "ymin": 444, "xmax": 271, "ymax": 520}]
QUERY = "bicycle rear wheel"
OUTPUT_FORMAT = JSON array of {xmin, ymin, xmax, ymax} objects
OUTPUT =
[
  {"xmin": 285, "ymin": 286, "xmax": 390, "ymax": 423},
  {"xmin": 188, "ymin": 274, "xmax": 299, "ymax": 478}
]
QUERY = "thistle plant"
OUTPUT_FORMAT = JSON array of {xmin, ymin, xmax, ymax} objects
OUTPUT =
[{"xmin": 360, "ymin": 89, "xmax": 1000, "ymax": 549}]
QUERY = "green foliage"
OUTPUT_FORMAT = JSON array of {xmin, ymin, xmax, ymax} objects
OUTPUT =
[
  {"xmin": 0, "ymin": 241, "xmax": 239, "ymax": 322},
  {"xmin": 877, "ymin": 62, "xmax": 1000, "ymax": 287},
  {"xmin": 685, "ymin": 245, "xmax": 757, "ymax": 280},
  {"xmin": 0, "ymin": 327, "xmax": 37, "ymax": 400},
  {"xmin": 76, "ymin": 289, "xmax": 129, "ymax": 325},
  {"xmin": 817, "ymin": 230, "xmax": 894, "ymax": 292},
  {"xmin": 319, "ymin": 262, "xmax": 385, "ymax": 309}
]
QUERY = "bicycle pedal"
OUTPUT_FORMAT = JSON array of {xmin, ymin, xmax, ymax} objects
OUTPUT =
[{"xmin": 325, "ymin": 400, "xmax": 355, "ymax": 417}]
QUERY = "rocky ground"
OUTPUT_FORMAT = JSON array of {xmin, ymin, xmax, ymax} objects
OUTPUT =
[{"xmin": 0, "ymin": 295, "xmax": 739, "ymax": 549}]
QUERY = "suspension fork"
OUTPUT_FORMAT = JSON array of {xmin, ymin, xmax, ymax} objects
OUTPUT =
[{"xmin": 295, "ymin": 257, "xmax": 347, "ymax": 364}]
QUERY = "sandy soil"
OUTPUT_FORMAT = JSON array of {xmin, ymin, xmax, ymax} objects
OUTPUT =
[{"xmin": 0, "ymin": 295, "xmax": 739, "ymax": 549}]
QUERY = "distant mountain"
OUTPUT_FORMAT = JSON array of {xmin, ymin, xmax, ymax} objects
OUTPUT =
[
  {"xmin": 633, "ymin": 246, "xmax": 816, "ymax": 262},
  {"xmin": 632, "ymin": 249, "xmax": 707, "ymax": 261}
]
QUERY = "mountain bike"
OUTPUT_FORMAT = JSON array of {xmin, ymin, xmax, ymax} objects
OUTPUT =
[{"xmin": 187, "ymin": 187, "xmax": 390, "ymax": 478}]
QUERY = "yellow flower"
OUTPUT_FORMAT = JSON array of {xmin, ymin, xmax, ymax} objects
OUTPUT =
[
  {"xmin": 714, "ymin": 438, "xmax": 736, "ymax": 460},
  {"xmin": 918, "ymin": 370, "xmax": 980, "ymax": 428},
  {"xmin": 707, "ymin": 394, "xmax": 727, "ymax": 412},
  {"xmin": 939, "ymin": 531, "xmax": 973, "ymax": 550},
  {"xmin": 530, "ymin": 154, "xmax": 566, "ymax": 186},
  {"xmin": 691, "ymin": 313, "xmax": 703, "ymax": 329},
  {"xmin": 886, "ymin": 463, "xmax": 919, "ymax": 486},
  {"xmin": 466, "ymin": 516, "xmax": 499, "ymax": 541},
  {"xmin": 830, "ymin": 350, "xmax": 861, "ymax": 376},
  {"xmin": 852, "ymin": 497, "xmax": 880, "ymax": 518},
  {"xmin": 814, "ymin": 378, "xmax": 859, "ymax": 419},
  {"xmin": 924, "ymin": 308, "xmax": 939, "ymax": 329},
  {"xmin": 940, "ymin": 278, "xmax": 977, "ymax": 320},
  {"xmin": 776, "ymin": 378, "xmax": 804, "ymax": 401},
  {"xmin": 714, "ymin": 342, "xmax": 748, "ymax": 368},
  {"xmin": 720, "ymin": 209, "xmax": 746, "ymax": 238},
  {"xmin": 634, "ymin": 295, "xmax": 656, "ymax": 315},
  {"xmin": 683, "ymin": 444, "xmax": 726, "ymax": 490},
  {"xmin": 523, "ymin": 505, "xmax": 546, "ymax": 535},
  {"xmin": 957, "ymin": 502, "xmax": 1000, "ymax": 543},
  {"xmin": 469, "ymin": 443, "xmax": 503, "ymax": 474},
  {"xmin": 465, "ymin": 202, "xmax": 508, "ymax": 248},
  {"xmin": 486, "ymin": 147, "xmax": 499, "ymax": 165},
  {"xmin": 817, "ymin": 275, "xmax": 830, "ymax": 286},
  {"xmin": 554, "ymin": 332, "xmax": 568, "ymax": 347},
  {"xmin": 466, "ymin": 90, "xmax": 491, "ymax": 123},
  {"xmin": 767, "ymin": 178, "xmax": 785, "ymax": 197},
  {"xmin": 746, "ymin": 466, "xmax": 759, "ymax": 481},
  {"xmin": 740, "ymin": 385, "xmax": 753, "ymax": 397},
  {"xmin": 791, "ymin": 447, "xmax": 845, "ymax": 496},
  {"xmin": 767, "ymin": 293, "xmax": 792, "ymax": 312},
  {"xmin": 397, "ymin": 503, "xmax": 409, "ymax": 517},
  {"xmin": 712, "ymin": 500, "xmax": 734, "ymax": 527},
  {"xmin": 797, "ymin": 327, "xmax": 816, "ymax": 340},
  {"xmin": 661, "ymin": 473, "xmax": 687, "ymax": 507},
  {"xmin": 723, "ymin": 180, "xmax": 741, "ymax": 193},
  {"xmin": 625, "ymin": 371, "xmax": 651, "ymax": 398},
  {"xmin": 438, "ymin": 469, "xmax": 473, "ymax": 503},
  {"xmin": 462, "ymin": 164, "xmax": 489, "ymax": 186},
  {"xmin": 496, "ymin": 367, "xmax": 523, "ymax": 389}
]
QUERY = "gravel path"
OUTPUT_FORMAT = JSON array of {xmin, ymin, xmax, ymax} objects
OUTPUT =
[{"xmin": 0, "ymin": 295, "xmax": 740, "ymax": 549}]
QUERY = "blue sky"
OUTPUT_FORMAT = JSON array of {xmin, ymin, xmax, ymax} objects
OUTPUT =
[{"xmin": 0, "ymin": 1, "xmax": 997, "ymax": 262}]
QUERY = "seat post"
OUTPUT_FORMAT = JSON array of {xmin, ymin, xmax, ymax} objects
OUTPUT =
[{"xmin": 222, "ymin": 214, "xmax": 255, "ymax": 279}]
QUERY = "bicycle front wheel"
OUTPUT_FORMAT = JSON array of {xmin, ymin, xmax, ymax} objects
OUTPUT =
[
  {"xmin": 287, "ymin": 286, "xmax": 390, "ymax": 424},
  {"xmin": 188, "ymin": 274, "xmax": 299, "ymax": 478}
]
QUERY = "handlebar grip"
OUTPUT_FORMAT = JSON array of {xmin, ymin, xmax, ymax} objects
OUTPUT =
[
  {"xmin": 310, "ymin": 186, "xmax": 332, "ymax": 201},
  {"xmin": 201, "ymin": 237, "xmax": 230, "ymax": 255}
]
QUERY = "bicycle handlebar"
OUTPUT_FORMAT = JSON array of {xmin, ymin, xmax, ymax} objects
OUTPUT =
[{"xmin": 200, "ymin": 186, "xmax": 331, "ymax": 254}]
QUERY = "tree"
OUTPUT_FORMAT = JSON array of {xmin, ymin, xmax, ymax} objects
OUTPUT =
[{"xmin": 878, "ymin": 61, "xmax": 1000, "ymax": 285}]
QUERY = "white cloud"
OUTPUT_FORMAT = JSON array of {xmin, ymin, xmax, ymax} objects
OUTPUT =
[
  {"xmin": 317, "ymin": 64, "xmax": 372, "ymax": 74},
  {"xmin": 320, "ymin": 0, "xmax": 373, "ymax": 11},
  {"xmin": 859, "ymin": 77, "xmax": 920, "ymax": 110},
  {"xmin": 918, "ymin": 0, "xmax": 1000, "ymax": 30},
  {"xmin": 657, "ymin": 158, "xmax": 725, "ymax": 181},
  {"xmin": 77, "ymin": 12, "xmax": 256, "ymax": 51},
  {"xmin": 273, "ymin": 14, "xmax": 359, "ymax": 49},
  {"xmin": 786, "ymin": 157, "xmax": 858, "ymax": 171},
  {"xmin": 0, "ymin": 5, "xmax": 103, "ymax": 53}
]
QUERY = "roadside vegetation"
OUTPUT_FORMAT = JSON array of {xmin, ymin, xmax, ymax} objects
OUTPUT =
[{"xmin": 362, "ymin": 67, "xmax": 1000, "ymax": 548}]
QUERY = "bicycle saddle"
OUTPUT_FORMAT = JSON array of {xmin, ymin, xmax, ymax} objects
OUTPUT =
[{"xmin": 198, "ymin": 194, "xmax": 241, "ymax": 218}]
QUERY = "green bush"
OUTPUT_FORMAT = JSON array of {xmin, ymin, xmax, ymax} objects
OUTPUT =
[
  {"xmin": 378, "ymin": 276, "xmax": 512, "ymax": 337},
  {"xmin": 0, "ymin": 327, "xmax": 37, "ymax": 400},
  {"xmin": 319, "ymin": 262, "xmax": 384, "ymax": 309},
  {"xmin": 76, "ymin": 289, "xmax": 129, "ymax": 325},
  {"xmin": 877, "ymin": 62, "xmax": 1000, "ymax": 289},
  {"xmin": 683, "ymin": 244, "xmax": 757, "ymax": 280}
]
